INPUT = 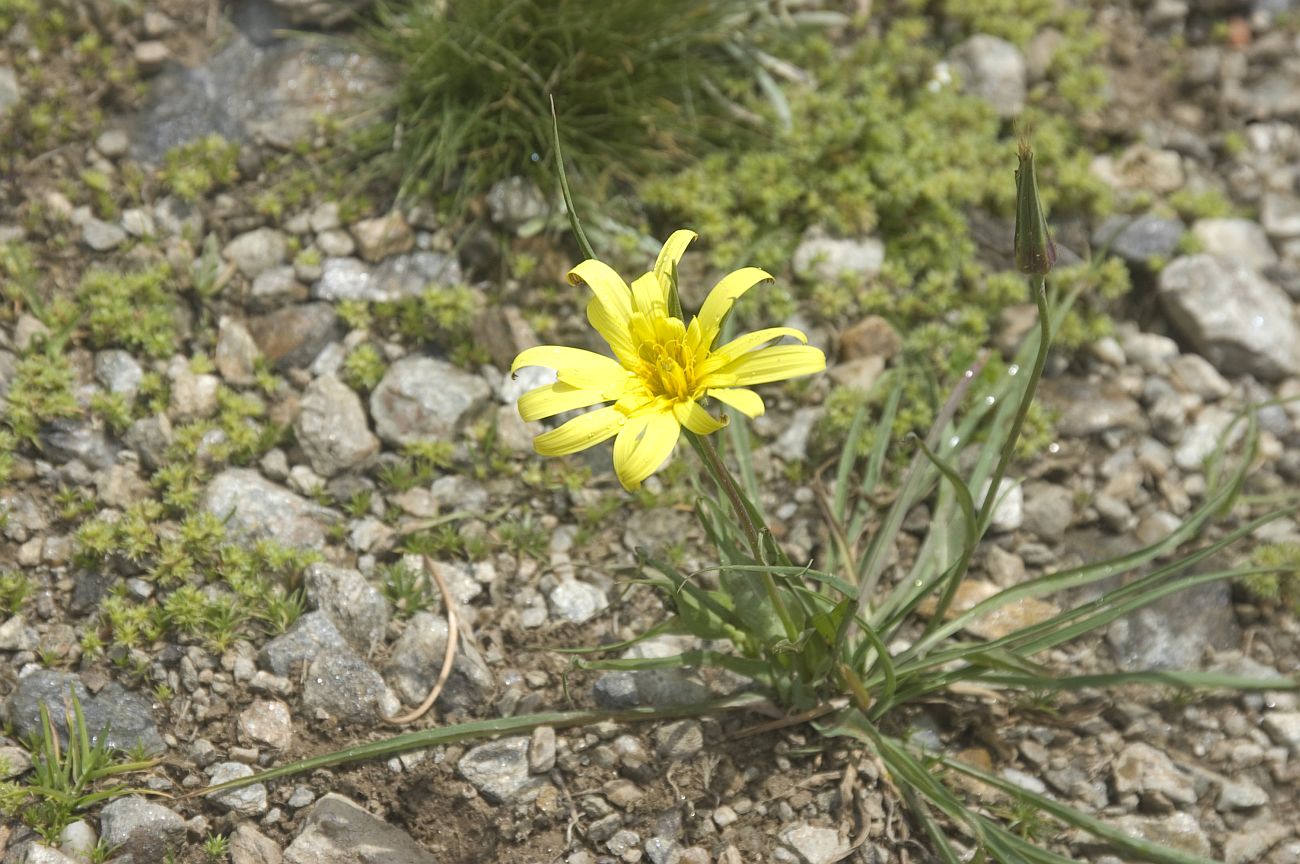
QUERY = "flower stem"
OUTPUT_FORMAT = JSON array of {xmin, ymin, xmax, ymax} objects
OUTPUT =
[
  {"xmin": 685, "ymin": 430, "xmax": 800, "ymax": 644},
  {"xmin": 977, "ymin": 276, "xmax": 1051, "ymax": 534}
]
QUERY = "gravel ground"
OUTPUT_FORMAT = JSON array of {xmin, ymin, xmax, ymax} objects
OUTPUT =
[{"xmin": 0, "ymin": 2, "xmax": 1299, "ymax": 863}]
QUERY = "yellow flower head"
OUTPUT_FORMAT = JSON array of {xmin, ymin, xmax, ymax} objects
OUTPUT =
[{"xmin": 511, "ymin": 230, "xmax": 826, "ymax": 490}]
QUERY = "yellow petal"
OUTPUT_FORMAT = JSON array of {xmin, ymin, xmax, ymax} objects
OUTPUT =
[
  {"xmin": 518, "ymin": 382, "xmax": 610, "ymax": 422},
  {"xmin": 509, "ymin": 345, "xmax": 621, "ymax": 376},
  {"xmin": 612, "ymin": 410, "xmax": 680, "ymax": 490},
  {"xmin": 653, "ymin": 229, "xmax": 697, "ymax": 289},
  {"xmin": 534, "ymin": 405, "xmax": 625, "ymax": 456},
  {"xmin": 673, "ymin": 400, "xmax": 728, "ymax": 435},
  {"xmin": 629, "ymin": 272, "xmax": 668, "ymax": 317},
  {"xmin": 588, "ymin": 298, "xmax": 637, "ymax": 365},
  {"xmin": 569, "ymin": 259, "xmax": 632, "ymax": 324},
  {"xmin": 714, "ymin": 345, "xmax": 826, "ymax": 386},
  {"xmin": 707, "ymin": 387, "xmax": 766, "ymax": 417},
  {"xmin": 707, "ymin": 327, "xmax": 808, "ymax": 365},
  {"xmin": 695, "ymin": 267, "xmax": 773, "ymax": 349}
]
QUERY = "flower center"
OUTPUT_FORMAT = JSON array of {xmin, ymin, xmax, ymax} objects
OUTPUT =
[{"xmin": 638, "ymin": 339, "xmax": 696, "ymax": 401}]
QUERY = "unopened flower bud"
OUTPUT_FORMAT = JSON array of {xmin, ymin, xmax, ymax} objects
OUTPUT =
[{"xmin": 1014, "ymin": 139, "xmax": 1056, "ymax": 275}]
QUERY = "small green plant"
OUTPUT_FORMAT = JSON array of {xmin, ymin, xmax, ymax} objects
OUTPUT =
[
  {"xmin": 1241, "ymin": 543, "xmax": 1300, "ymax": 614},
  {"xmin": 0, "ymin": 691, "xmax": 157, "ymax": 842},
  {"xmin": 161, "ymin": 135, "xmax": 240, "ymax": 202},
  {"xmin": 342, "ymin": 343, "xmax": 387, "ymax": 393},
  {"xmin": 380, "ymin": 559, "xmax": 435, "ymax": 618},
  {"xmin": 0, "ymin": 570, "xmax": 31, "ymax": 615},
  {"xmin": 76, "ymin": 263, "xmax": 177, "ymax": 358},
  {"xmin": 202, "ymin": 832, "xmax": 230, "ymax": 862}
]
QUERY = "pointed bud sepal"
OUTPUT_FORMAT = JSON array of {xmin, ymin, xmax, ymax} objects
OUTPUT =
[{"xmin": 1014, "ymin": 139, "xmax": 1057, "ymax": 275}]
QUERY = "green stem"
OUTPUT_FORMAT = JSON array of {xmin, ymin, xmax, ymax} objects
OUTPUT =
[
  {"xmin": 976, "ymin": 276, "xmax": 1051, "ymax": 535},
  {"xmin": 685, "ymin": 430, "xmax": 800, "ymax": 644}
]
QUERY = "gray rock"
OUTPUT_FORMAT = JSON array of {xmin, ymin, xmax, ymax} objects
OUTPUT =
[
  {"xmin": 23, "ymin": 844, "xmax": 84, "ymax": 864},
  {"xmin": 82, "ymin": 218, "xmax": 127, "ymax": 252},
  {"xmin": 225, "ymin": 228, "xmax": 288, "ymax": 279},
  {"xmin": 791, "ymin": 229, "xmax": 885, "ymax": 283},
  {"xmin": 370, "ymin": 356, "xmax": 490, "ymax": 446},
  {"xmin": 98, "ymin": 797, "xmax": 186, "ymax": 864},
  {"xmin": 295, "ymin": 376, "xmax": 380, "ymax": 477},
  {"xmin": 80, "ymin": 682, "xmax": 166, "ymax": 756},
  {"xmin": 216, "ymin": 317, "xmax": 261, "ymax": 385},
  {"xmin": 1107, "ymin": 579, "xmax": 1239, "ymax": 670},
  {"xmin": 124, "ymin": 414, "xmax": 173, "ymax": 471},
  {"xmin": 1223, "ymin": 819, "xmax": 1293, "ymax": 864},
  {"xmin": 130, "ymin": 32, "xmax": 385, "ymax": 160},
  {"xmin": 1261, "ymin": 192, "xmax": 1300, "ymax": 240},
  {"xmin": 0, "ymin": 743, "xmax": 32, "ymax": 778},
  {"xmin": 1093, "ymin": 214, "xmax": 1185, "ymax": 264},
  {"xmin": 547, "ymin": 578, "xmax": 608, "ymax": 624},
  {"xmin": 207, "ymin": 761, "xmax": 268, "ymax": 815},
  {"xmin": 315, "ymin": 229, "xmax": 355, "ymax": 258},
  {"xmin": 1174, "ymin": 405, "xmax": 1239, "ymax": 471},
  {"xmin": 5, "ymin": 671, "xmax": 89, "ymax": 743},
  {"xmin": 203, "ymin": 468, "xmax": 338, "ymax": 549},
  {"xmin": 384, "ymin": 612, "xmax": 494, "ymax": 713},
  {"xmin": 499, "ymin": 363, "xmax": 556, "ymax": 407},
  {"xmin": 250, "ymin": 265, "xmax": 304, "ymax": 308},
  {"xmin": 780, "ymin": 823, "xmax": 849, "ymax": 864},
  {"xmin": 1170, "ymin": 353, "xmax": 1231, "ymax": 400},
  {"xmin": 302, "ymin": 649, "xmax": 390, "ymax": 723},
  {"xmin": 1045, "ymin": 379, "xmax": 1145, "ymax": 437},
  {"xmin": 238, "ymin": 699, "xmax": 293, "ymax": 751},
  {"xmin": 283, "ymin": 793, "xmax": 437, "ymax": 864},
  {"xmin": 268, "ymin": 0, "xmax": 370, "ymax": 28},
  {"xmin": 1216, "ymin": 775, "xmax": 1269, "ymax": 811},
  {"xmin": 167, "ymin": 357, "xmax": 220, "ymax": 421},
  {"xmin": 948, "ymin": 34, "xmax": 1026, "ymax": 117},
  {"xmin": 350, "ymin": 212, "xmax": 414, "ymax": 262},
  {"xmin": 96, "ymin": 129, "xmax": 130, "ymax": 158},
  {"xmin": 248, "ymin": 302, "xmax": 341, "ymax": 370},
  {"xmin": 771, "ymin": 406, "xmax": 821, "ymax": 462},
  {"xmin": 59, "ymin": 819, "xmax": 99, "ymax": 862},
  {"xmin": 1193, "ymin": 218, "xmax": 1277, "ymax": 269},
  {"xmin": 120, "ymin": 208, "xmax": 155, "ymax": 238},
  {"xmin": 303, "ymin": 562, "xmax": 389, "ymax": 655},
  {"xmin": 1121, "ymin": 331, "xmax": 1179, "ymax": 374},
  {"xmin": 529, "ymin": 726, "xmax": 556, "ymax": 773},
  {"xmin": 0, "ymin": 615, "xmax": 36, "ymax": 651},
  {"xmin": 153, "ymin": 196, "xmax": 203, "ymax": 238},
  {"xmin": 94, "ymin": 350, "xmax": 144, "ymax": 396},
  {"xmin": 1113, "ymin": 742, "xmax": 1196, "ymax": 805},
  {"xmin": 654, "ymin": 720, "xmax": 704, "ymax": 761},
  {"xmin": 457, "ymin": 736, "xmax": 541, "ymax": 803},
  {"xmin": 486, "ymin": 177, "xmax": 548, "ymax": 233},
  {"xmin": 1022, "ymin": 482, "xmax": 1074, "ymax": 542},
  {"xmin": 1261, "ymin": 711, "xmax": 1300, "ymax": 753},
  {"xmin": 40, "ymin": 420, "xmax": 119, "ymax": 470},
  {"xmin": 980, "ymin": 477, "xmax": 1023, "ymax": 533},
  {"xmin": 258, "ymin": 611, "xmax": 352, "ymax": 677},
  {"xmin": 0, "ymin": 67, "xmax": 21, "ymax": 119},
  {"xmin": 593, "ymin": 672, "xmax": 640, "ymax": 709},
  {"xmin": 1111, "ymin": 813, "xmax": 1210, "ymax": 858},
  {"xmin": 1158, "ymin": 255, "xmax": 1300, "ymax": 380},
  {"xmin": 229, "ymin": 824, "xmax": 283, "ymax": 864},
  {"xmin": 312, "ymin": 252, "xmax": 462, "ymax": 303}
]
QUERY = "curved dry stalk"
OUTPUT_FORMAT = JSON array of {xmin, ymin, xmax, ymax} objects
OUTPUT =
[{"xmin": 381, "ymin": 555, "xmax": 459, "ymax": 726}]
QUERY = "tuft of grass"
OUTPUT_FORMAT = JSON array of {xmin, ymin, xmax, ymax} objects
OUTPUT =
[
  {"xmin": 361, "ymin": 0, "xmax": 822, "ymax": 209},
  {"xmin": 0, "ymin": 691, "xmax": 157, "ymax": 843},
  {"xmin": 76, "ymin": 263, "xmax": 178, "ymax": 358},
  {"xmin": 1241, "ymin": 543, "xmax": 1300, "ymax": 614}
]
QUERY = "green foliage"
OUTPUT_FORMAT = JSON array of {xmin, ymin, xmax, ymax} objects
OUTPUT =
[
  {"xmin": 364, "ymin": 0, "xmax": 813, "ymax": 208},
  {"xmin": 379, "ymin": 559, "xmax": 436, "ymax": 618},
  {"xmin": 0, "ymin": 691, "xmax": 157, "ymax": 842},
  {"xmin": 76, "ymin": 263, "xmax": 178, "ymax": 358},
  {"xmin": 3, "ymin": 346, "xmax": 81, "ymax": 444},
  {"xmin": 203, "ymin": 832, "xmax": 231, "ymax": 862},
  {"xmin": 643, "ymin": 14, "xmax": 1113, "ymax": 381},
  {"xmin": 1167, "ymin": 186, "xmax": 1237, "ymax": 221},
  {"xmin": 161, "ymin": 135, "xmax": 241, "ymax": 202},
  {"xmin": 1242, "ymin": 543, "xmax": 1300, "ymax": 614},
  {"xmin": 0, "ymin": 570, "xmax": 30, "ymax": 615},
  {"xmin": 342, "ymin": 343, "xmax": 387, "ymax": 393},
  {"xmin": 358, "ymin": 285, "xmax": 486, "ymax": 365}
]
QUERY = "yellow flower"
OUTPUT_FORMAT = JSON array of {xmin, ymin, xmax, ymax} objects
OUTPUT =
[{"xmin": 512, "ymin": 230, "xmax": 826, "ymax": 490}]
